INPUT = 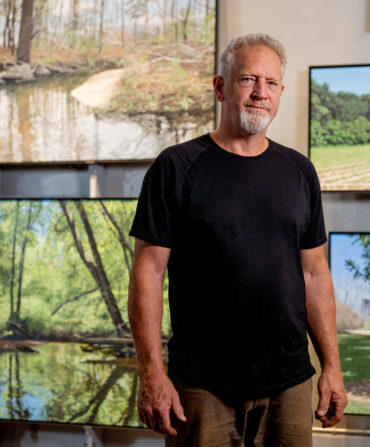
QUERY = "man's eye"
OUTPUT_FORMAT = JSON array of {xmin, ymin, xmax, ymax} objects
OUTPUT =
[
  {"xmin": 242, "ymin": 77, "xmax": 254, "ymax": 82},
  {"xmin": 267, "ymin": 80, "xmax": 278, "ymax": 86}
]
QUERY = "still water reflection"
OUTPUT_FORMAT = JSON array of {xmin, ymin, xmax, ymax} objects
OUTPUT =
[
  {"xmin": 0, "ymin": 75, "xmax": 165, "ymax": 162},
  {"xmin": 0, "ymin": 342, "xmax": 142, "ymax": 427}
]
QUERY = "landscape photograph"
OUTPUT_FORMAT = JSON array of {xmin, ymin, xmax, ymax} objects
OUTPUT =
[
  {"xmin": 0, "ymin": 0, "xmax": 216, "ymax": 163},
  {"xmin": 0, "ymin": 199, "xmax": 171, "ymax": 427},
  {"xmin": 330, "ymin": 232, "xmax": 370, "ymax": 415},
  {"xmin": 309, "ymin": 65, "xmax": 370, "ymax": 191}
]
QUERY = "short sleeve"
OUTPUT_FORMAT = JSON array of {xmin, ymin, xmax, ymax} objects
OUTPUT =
[
  {"xmin": 129, "ymin": 151, "xmax": 177, "ymax": 248},
  {"xmin": 300, "ymin": 163, "xmax": 327, "ymax": 249}
]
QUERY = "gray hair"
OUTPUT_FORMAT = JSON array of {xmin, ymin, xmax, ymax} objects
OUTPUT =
[{"xmin": 219, "ymin": 33, "xmax": 287, "ymax": 81}]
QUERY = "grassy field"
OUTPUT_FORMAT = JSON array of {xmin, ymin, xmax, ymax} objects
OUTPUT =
[
  {"xmin": 338, "ymin": 334, "xmax": 370, "ymax": 382},
  {"xmin": 310, "ymin": 145, "xmax": 370, "ymax": 191},
  {"xmin": 338, "ymin": 333, "xmax": 370, "ymax": 415}
]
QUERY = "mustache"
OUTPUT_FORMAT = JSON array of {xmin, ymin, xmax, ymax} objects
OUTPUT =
[{"xmin": 243, "ymin": 102, "xmax": 269, "ymax": 110}]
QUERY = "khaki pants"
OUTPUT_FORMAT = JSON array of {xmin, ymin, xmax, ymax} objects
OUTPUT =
[{"xmin": 165, "ymin": 378, "xmax": 313, "ymax": 447}]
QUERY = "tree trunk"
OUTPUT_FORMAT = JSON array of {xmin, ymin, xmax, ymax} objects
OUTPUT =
[
  {"xmin": 134, "ymin": 17, "xmax": 137, "ymax": 42},
  {"xmin": 144, "ymin": 0, "xmax": 148, "ymax": 39},
  {"xmin": 9, "ymin": 201, "xmax": 20, "ymax": 321},
  {"xmin": 70, "ymin": 0, "xmax": 79, "ymax": 45},
  {"xmin": 60, "ymin": 201, "xmax": 130, "ymax": 338},
  {"xmin": 57, "ymin": 0, "xmax": 64, "ymax": 46},
  {"xmin": 170, "ymin": 0, "xmax": 178, "ymax": 43},
  {"xmin": 92, "ymin": 0, "xmax": 99, "ymax": 40},
  {"xmin": 98, "ymin": 0, "xmax": 105, "ymax": 52},
  {"xmin": 99, "ymin": 201, "xmax": 133, "ymax": 274},
  {"xmin": 16, "ymin": 203, "xmax": 33, "ymax": 317},
  {"xmin": 10, "ymin": 0, "xmax": 17, "ymax": 54},
  {"xmin": 8, "ymin": 355, "xmax": 14, "ymax": 419},
  {"xmin": 17, "ymin": 0, "xmax": 34, "ymax": 63},
  {"xmin": 3, "ymin": 0, "xmax": 11, "ymax": 48},
  {"xmin": 163, "ymin": 0, "xmax": 167, "ymax": 37},
  {"xmin": 182, "ymin": 0, "xmax": 192, "ymax": 42},
  {"xmin": 120, "ymin": 0, "xmax": 125, "ymax": 45},
  {"xmin": 75, "ymin": 202, "xmax": 130, "ymax": 337}
]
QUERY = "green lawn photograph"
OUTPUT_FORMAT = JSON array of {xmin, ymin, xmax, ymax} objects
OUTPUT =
[{"xmin": 310, "ymin": 66, "xmax": 370, "ymax": 191}]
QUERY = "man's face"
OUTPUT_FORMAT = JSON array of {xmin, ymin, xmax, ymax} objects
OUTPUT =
[{"xmin": 223, "ymin": 45, "xmax": 285, "ymax": 135}]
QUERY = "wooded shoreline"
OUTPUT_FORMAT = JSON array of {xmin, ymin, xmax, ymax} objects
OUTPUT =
[{"xmin": 0, "ymin": 57, "xmax": 120, "ymax": 85}]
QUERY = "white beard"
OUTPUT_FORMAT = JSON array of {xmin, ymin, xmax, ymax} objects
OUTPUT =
[{"xmin": 240, "ymin": 108, "xmax": 271, "ymax": 135}]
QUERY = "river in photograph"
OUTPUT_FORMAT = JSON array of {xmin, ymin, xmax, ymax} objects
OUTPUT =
[
  {"xmin": 0, "ymin": 74, "xmax": 167, "ymax": 163},
  {"xmin": 0, "ymin": 342, "xmax": 142, "ymax": 427}
]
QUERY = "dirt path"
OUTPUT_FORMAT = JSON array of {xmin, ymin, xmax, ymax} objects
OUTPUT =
[{"xmin": 71, "ymin": 68, "xmax": 125, "ymax": 108}]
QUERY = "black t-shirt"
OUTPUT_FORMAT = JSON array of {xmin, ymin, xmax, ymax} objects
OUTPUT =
[{"xmin": 129, "ymin": 134, "xmax": 327, "ymax": 397}]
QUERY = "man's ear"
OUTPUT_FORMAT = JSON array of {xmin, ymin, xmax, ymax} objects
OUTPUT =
[{"xmin": 213, "ymin": 75, "xmax": 225, "ymax": 102}]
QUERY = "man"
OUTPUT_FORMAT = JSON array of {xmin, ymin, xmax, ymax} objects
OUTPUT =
[{"xmin": 128, "ymin": 33, "xmax": 347, "ymax": 446}]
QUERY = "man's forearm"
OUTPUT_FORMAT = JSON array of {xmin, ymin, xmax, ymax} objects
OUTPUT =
[
  {"xmin": 304, "ymin": 266, "xmax": 340, "ymax": 370},
  {"xmin": 301, "ymin": 246, "xmax": 347, "ymax": 427},
  {"xmin": 128, "ymin": 266, "xmax": 166, "ymax": 377},
  {"xmin": 127, "ymin": 242, "xmax": 185, "ymax": 435}
]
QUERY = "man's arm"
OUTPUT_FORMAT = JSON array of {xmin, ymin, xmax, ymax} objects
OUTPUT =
[
  {"xmin": 300, "ymin": 245, "xmax": 348, "ymax": 428},
  {"xmin": 128, "ymin": 238, "xmax": 186, "ymax": 435}
]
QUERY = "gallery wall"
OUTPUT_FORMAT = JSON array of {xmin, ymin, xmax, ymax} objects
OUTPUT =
[{"xmin": 1, "ymin": 0, "xmax": 370, "ymax": 445}]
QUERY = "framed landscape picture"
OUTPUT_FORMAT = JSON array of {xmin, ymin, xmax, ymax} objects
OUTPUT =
[
  {"xmin": 309, "ymin": 65, "xmax": 370, "ymax": 191},
  {"xmin": 0, "ymin": 199, "xmax": 170, "ymax": 427},
  {"xmin": 0, "ymin": 0, "xmax": 217, "ymax": 163},
  {"xmin": 329, "ymin": 232, "xmax": 370, "ymax": 415}
]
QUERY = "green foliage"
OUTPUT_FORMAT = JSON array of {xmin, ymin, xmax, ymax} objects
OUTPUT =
[
  {"xmin": 0, "ymin": 200, "xmax": 172, "ymax": 339},
  {"xmin": 310, "ymin": 79, "xmax": 370, "ymax": 147},
  {"xmin": 41, "ymin": 55, "xmax": 60, "ymax": 65},
  {"xmin": 198, "ymin": 7, "xmax": 217, "ymax": 45},
  {"xmin": 345, "ymin": 235, "xmax": 370, "ymax": 284}
]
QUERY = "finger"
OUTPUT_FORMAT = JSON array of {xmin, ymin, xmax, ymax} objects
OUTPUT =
[
  {"xmin": 172, "ymin": 393, "xmax": 187, "ymax": 422},
  {"xmin": 318, "ymin": 401, "xmax": 344, "ymax": 428},
  {"xmin": 324, "ymin": 416, "xmax": 341, "ymax": 428},
  {"xmin": 316, "ymin": 392, "xmax": 331, "ymax": 418},
  {"xmin": 333, "ymin": 397, "xmax": 346, "ymax": 420},
  {"xmin": 139, "ymin": 410, "xmax": 153, "ymax": 430},
  {"xmin": 151, "ymin": 408, "xmax": 177, "ymax": 435},
  {"xmin": 321, "ymin": 414, "xmax": 340, "ymax": 428},
  {"xmin": 324, "ymin": 401, "xmax": 345, "ymax": 427}
]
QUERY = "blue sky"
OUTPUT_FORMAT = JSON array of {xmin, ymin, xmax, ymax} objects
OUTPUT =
[
  {"xmin": 330, "ymin": 233, "xmax": 367, "ymax": 276},
  {"xmin": 311, "ymin": 66, "xmax": 370, "ymax": 96}
]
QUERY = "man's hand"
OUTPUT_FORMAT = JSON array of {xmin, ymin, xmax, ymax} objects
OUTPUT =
[
  {"xmin": 315, "ymin": 368, "xmax": 348, "ymax": 428},
  {"xmin": 138, "ymin": 372, "xmax": 186, "ymax": 435}
]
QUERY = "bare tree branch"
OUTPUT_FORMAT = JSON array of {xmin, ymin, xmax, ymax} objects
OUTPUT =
[
  {"xmin": 51, "ymin": 288, "xmax": 99, "ymax": 316},
  {"xmin": 98, "ymin": 200, "xmax": 133, "ymax": 272}
]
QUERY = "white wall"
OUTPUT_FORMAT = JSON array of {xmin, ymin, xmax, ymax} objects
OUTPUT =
[{"xmin": 218, "ymin": 0, "xmax": 370, "ymax": 154}]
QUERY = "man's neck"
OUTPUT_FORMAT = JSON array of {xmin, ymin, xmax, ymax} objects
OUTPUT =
[{"xmin": 210, "ymin": 126, "xmax": 269, "ymax": 157}]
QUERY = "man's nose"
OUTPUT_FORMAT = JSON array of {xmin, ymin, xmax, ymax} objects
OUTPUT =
[{"xmin": 252, "ymin": 78, "xmax": 268, "ymax": 99}]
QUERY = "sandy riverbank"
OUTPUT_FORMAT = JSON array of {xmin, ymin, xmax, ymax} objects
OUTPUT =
[{"xmin": 71, "ymin": 68, "xmax": 125, "ymax": 108}]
